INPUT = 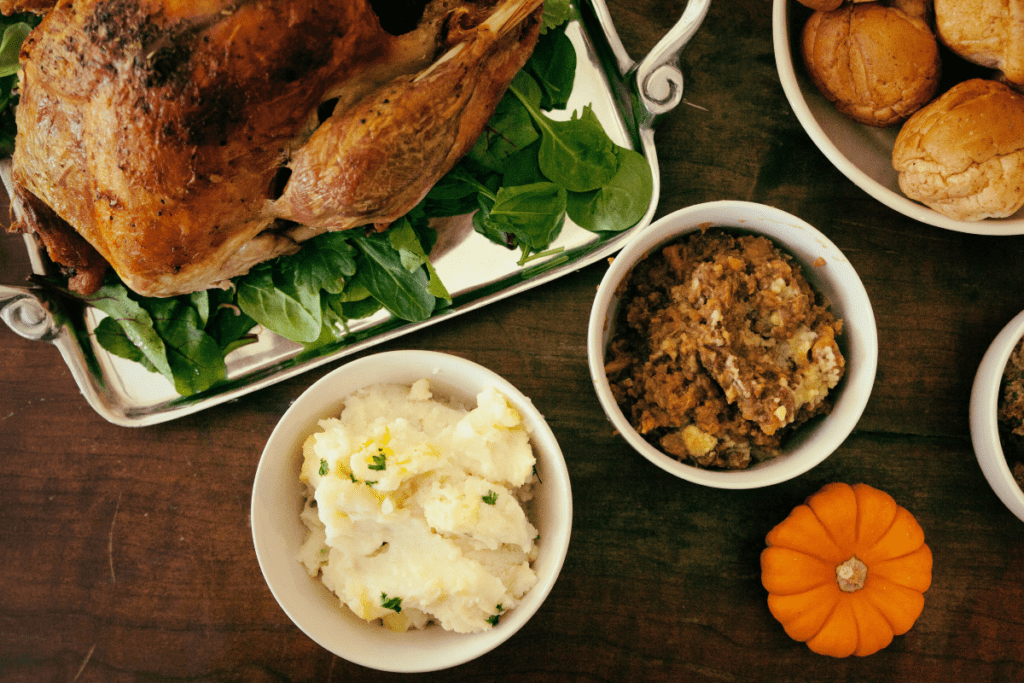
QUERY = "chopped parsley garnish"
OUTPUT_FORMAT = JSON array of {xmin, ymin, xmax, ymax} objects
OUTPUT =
[
  {"xmin": 349, "ymin": 472, "xmax": 358, "ymax": 483},
  {"xmin": 486, "ymin": 604, "xmax": 505, "ymax": 626},
  {"xmin": 381, "ymin": 593, "xmax": 402, "ymax": 613},
  {"xmin": 482, "ymin": 490, "xmax": 498, "ymax": 505},
  {"xmin": 368, "ymin": 450, "xmax": 387, "ymax": 471},
  {"xmin": 365, "ymin": 480, "xmax": 377, "ymax": 487},
  {"xmin": 318, "ymin": 459, "xmax": 329, "ymax": 476}
]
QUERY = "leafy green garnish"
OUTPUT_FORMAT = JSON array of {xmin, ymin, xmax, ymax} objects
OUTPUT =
[
  {"xmin": 0, "ymin": 13, "xmax": 39, "ymax": 157},
  {"xmin": 82, "ymin": 279, "xmax": 245, "ymax": 396},
  {"xmin": 0, "ymin": 22, "xmax": 32, "ymax": 79},
  {"xmin": 387, "ymin": 212, "xmax": 450, "ymax": 304},
  {"xmin": 540, "ymin": 0, "xmax": 572, "ymax": 33},
  {"xmin": 566, "ymin": 146, "xmax": 654, "ymax": 233},
  {"xmin": 236, "ymin": 232, "xmax": 358, "ymax": 343},
  {"xmin": 430, "ymin": 27, "xmax": 653, "ymax": 257},
  {"xmin": 486, "ymin": 604, "xmax": 505, "ymax": 626},
  {"xmin": 368, "ymin": 450, "xmax": 386, "ymax": 471},
  {"xmin": 351, "ymin": 230, "xmax": 435, "ymax": 323},
  {"xmin": 525, "ymin": 23, "xmax": 577, "ymax": 111},
  {"xmin": 509, "ymin": 85, "xmax": 617, "ymax": 193},
  {"xmin": 467, "ymin": 89, "xmax": 539, "ymax": 173},
  {"xmin": 381, "ymin": 593, "xmax": 402, "ymax": 613},
  {"xmin": 488, "ymin": 182, "xmax": 567, "ymax": 264},
  {"xmin": 482, "ymin": 490, "xmax": 498, "ymax": 506},
  {"xmin": 319, "ymin": 459, "xmax": 329, "ymax": 476}
]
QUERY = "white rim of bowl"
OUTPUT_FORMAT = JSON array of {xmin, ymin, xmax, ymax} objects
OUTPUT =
[
  {"xmin": 771, "ymin": 0, "xmax": 1024, "ymax": 236},
  {"xmin": 251, "ymin": 350, "xmax": 573, "ymax": 672},
  {"xmin": 587, "ymin": 200, "xmax": 878, "ymax": 489},
  {"xmin": 970, "ymin": 311, "xmax": 1024, "ymax": 521}
]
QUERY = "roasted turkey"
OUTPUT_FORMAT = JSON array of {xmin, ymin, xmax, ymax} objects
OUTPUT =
[{"xmin": 5, "ymin": 0, "xmax": 543, "ymax": 296}]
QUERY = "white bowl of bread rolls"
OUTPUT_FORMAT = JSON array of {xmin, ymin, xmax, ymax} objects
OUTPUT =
[{"xmin": 773, "ymin": 0, "xmax": 1024, "ymax": 234}]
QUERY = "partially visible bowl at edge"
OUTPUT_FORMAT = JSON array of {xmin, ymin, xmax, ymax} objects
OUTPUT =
[{"xmin": 970, "ymin": 310, "xmax": 1024, "ymax": 523}]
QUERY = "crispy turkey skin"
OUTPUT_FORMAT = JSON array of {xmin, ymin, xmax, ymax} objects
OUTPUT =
[{"xmin": 6, "ymin": 0, "xmax": 543, "ymax": 296}]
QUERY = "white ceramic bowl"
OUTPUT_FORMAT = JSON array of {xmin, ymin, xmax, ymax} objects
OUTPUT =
[
  {"xmin": 587, "ymin": 200, "xmax": 878, "ymax": 489},
  {"xmin": 772, "ymin": 0, "xmax": 1024, "ymax": 235},
  {"xmin": 251, "ymin": 350, "xmax": 572, "ymax": 672},
  {"xmin": 970, "ymin": 311, "xmax": 1024, "ymax": 522}
]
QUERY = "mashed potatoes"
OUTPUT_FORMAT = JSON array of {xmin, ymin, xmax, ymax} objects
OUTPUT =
[{"xmin": 297, "ymin": 379, "xmax": 540, "ymax": 633}]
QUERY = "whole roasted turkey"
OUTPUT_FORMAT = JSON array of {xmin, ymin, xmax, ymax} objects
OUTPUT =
[{"xmin": 4, "ymin": 0, "xmax": 543, "ymax": 296}]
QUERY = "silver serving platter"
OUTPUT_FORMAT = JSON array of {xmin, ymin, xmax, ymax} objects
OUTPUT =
[{"xmin": 0, "ymin": 0, "xmax": 711, "ymax": 427}]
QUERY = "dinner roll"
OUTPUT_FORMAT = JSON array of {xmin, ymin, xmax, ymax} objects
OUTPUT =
[
  {"xmin": 794, "ymin": 0, "xmax": 843, "ymax": 11},
  {"xmin": 934, "ymin": 0, "xmax": 1024, "ymax": 86},
  {"xmin": 801, "ymin": 2, "xmax": 941, "ymax": 127},
  {"xmin": 794, "ymin": 0, "xmax": 874, "ymax": 12},
  {"xmin": 893, "ymin": 79, "xmax": 1024, "ymax": 221}
]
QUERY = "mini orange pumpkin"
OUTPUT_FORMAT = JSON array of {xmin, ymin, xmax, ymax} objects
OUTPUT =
[{"xmin": 760, "ymin": 482, "xmax": 932, "ymax": 657}]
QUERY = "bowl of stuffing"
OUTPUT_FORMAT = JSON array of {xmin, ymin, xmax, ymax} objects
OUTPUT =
[
  {"xmin": 251, "ymin": 350, "xmax": 573, "ymax": 672},
  {"xmin": 588, "ymin": 200, "xmax": 878, "ymax": 489},
  {"xmin": 970, "ymin": 310, "xmax": 1024, "ymax": 523}
]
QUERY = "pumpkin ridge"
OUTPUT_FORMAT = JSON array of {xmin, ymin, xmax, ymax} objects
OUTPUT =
[
  {"xmin": 866, "ymin": 547, "xmax": 917, "ymax": 563},
  {"xmin": 857, "ymin": 501, "xmax": 899, "ymax": 556},
  {"xmin": 768, "ymin": 540, "xmax": 844, "ymax": 566},
  {"xmin": 807, "ymin": 502, "xmax": 847, "ymax": 557},
  {"xmin": 860, "ymin": 507, "xmax": 927, "ymax": 565},
  {"xmin": 809, "ymin": 596, "xmax": 842, "ymax": 641},
  {"xmin": 861, "ymin": 584, "xmax": 898, "ymax": 634}
]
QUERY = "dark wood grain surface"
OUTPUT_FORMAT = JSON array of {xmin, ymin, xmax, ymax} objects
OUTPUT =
[{"xmin": 3, "ymin": 1, "xmax": 1024, "ymax": 681}]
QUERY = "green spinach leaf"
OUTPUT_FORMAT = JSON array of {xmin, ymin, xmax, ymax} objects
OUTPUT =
[
  {"xmin": 84, "ymin": 281, "xmax": 174, "ymax": 381},
  {"xmin": 467, "ymin": 92, "xmax": 539, "ymax": 173},
  {"xmin": 527, "ymin": 23, "xmax": 576, "ymax": 110},
  {"xmin": 509, "ymin": 82, "xmax": 617, "ymax": 193},
  {"xmin": 388, "ymin": 216, "xmax": 451, "ymax": 304},
  {"xmin": 205, "ymin": 288, "xmax": 257, "ymax": 353},
  {"xmin": 237, "ymin": 264, "xmax": 322, "ymax": 343},
  {"xmin": 94, "ymin": 316, "xmax": 154, "ymax": 371},
  {"xmin": 352, "ymin": 232, "xmax": 436, "ymax": 322},
  {"xmin": 0, "ymin": 13, "xmax": 40, "ymax": 157},
  {"xmin": 290, "ymin": 233, "xmax": 358, "ymax": 295},
  {"xmin": 501, "ymin": 140, "xmax": 545, "ymax": 187},
  {"xmin": 567, "ymin": 146, "xmax": 653, "ymax": 232},
  {"xmin": 487, "ymin": 182, "xmax": 566, "ymax": 253},
  {"xmin": 139, "ymin": 296, "xmax": 226, "ymax": 396},
  {"xmin": 0, "ymin": 22, "xmax": 31, "ymax": 78},
  {"xmin": 540, "ymin": 0, "xmax": 572, "ymax": 33}
]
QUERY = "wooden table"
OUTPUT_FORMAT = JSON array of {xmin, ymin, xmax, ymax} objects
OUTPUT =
[{"xmin": 3, "ymin": 1, "xmax": 1023, "ymax": 681}]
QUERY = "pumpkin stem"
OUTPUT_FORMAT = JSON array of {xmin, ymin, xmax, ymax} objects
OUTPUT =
[{"xmin": 835, "ymin": 555, "xmax": 868, "ymax": 592}]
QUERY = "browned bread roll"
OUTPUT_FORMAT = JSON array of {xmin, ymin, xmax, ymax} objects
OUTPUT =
[
  {"xmin": 892, "ymin": 79, "xmax": 1024, "ymax": 221},
  {"xmin": 801, "ymin": 2, "xmax": 941, "ymax": 127},
  {"xmin": 934, "ymin": 0, "xmax": 1024, "ymax": 86},
  {"xmin": 795, "ymin": 0, "xmax": 844, "ymax": 10},
  {"xmin": 794, "ymin": 0, "xmax": 875, "ymax": 12}
]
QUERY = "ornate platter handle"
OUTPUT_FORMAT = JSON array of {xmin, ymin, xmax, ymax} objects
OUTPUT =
[
  {"xmin": 585, "ymin": 0, "xmax": 713, "ymax": 118},
  {"xmin": 634, "ymin": 0, "xmax": 713, "ymax": 116},
  {"xmin": 0, "ymin": 285, "xmax": 59, "ymax": 342}
]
